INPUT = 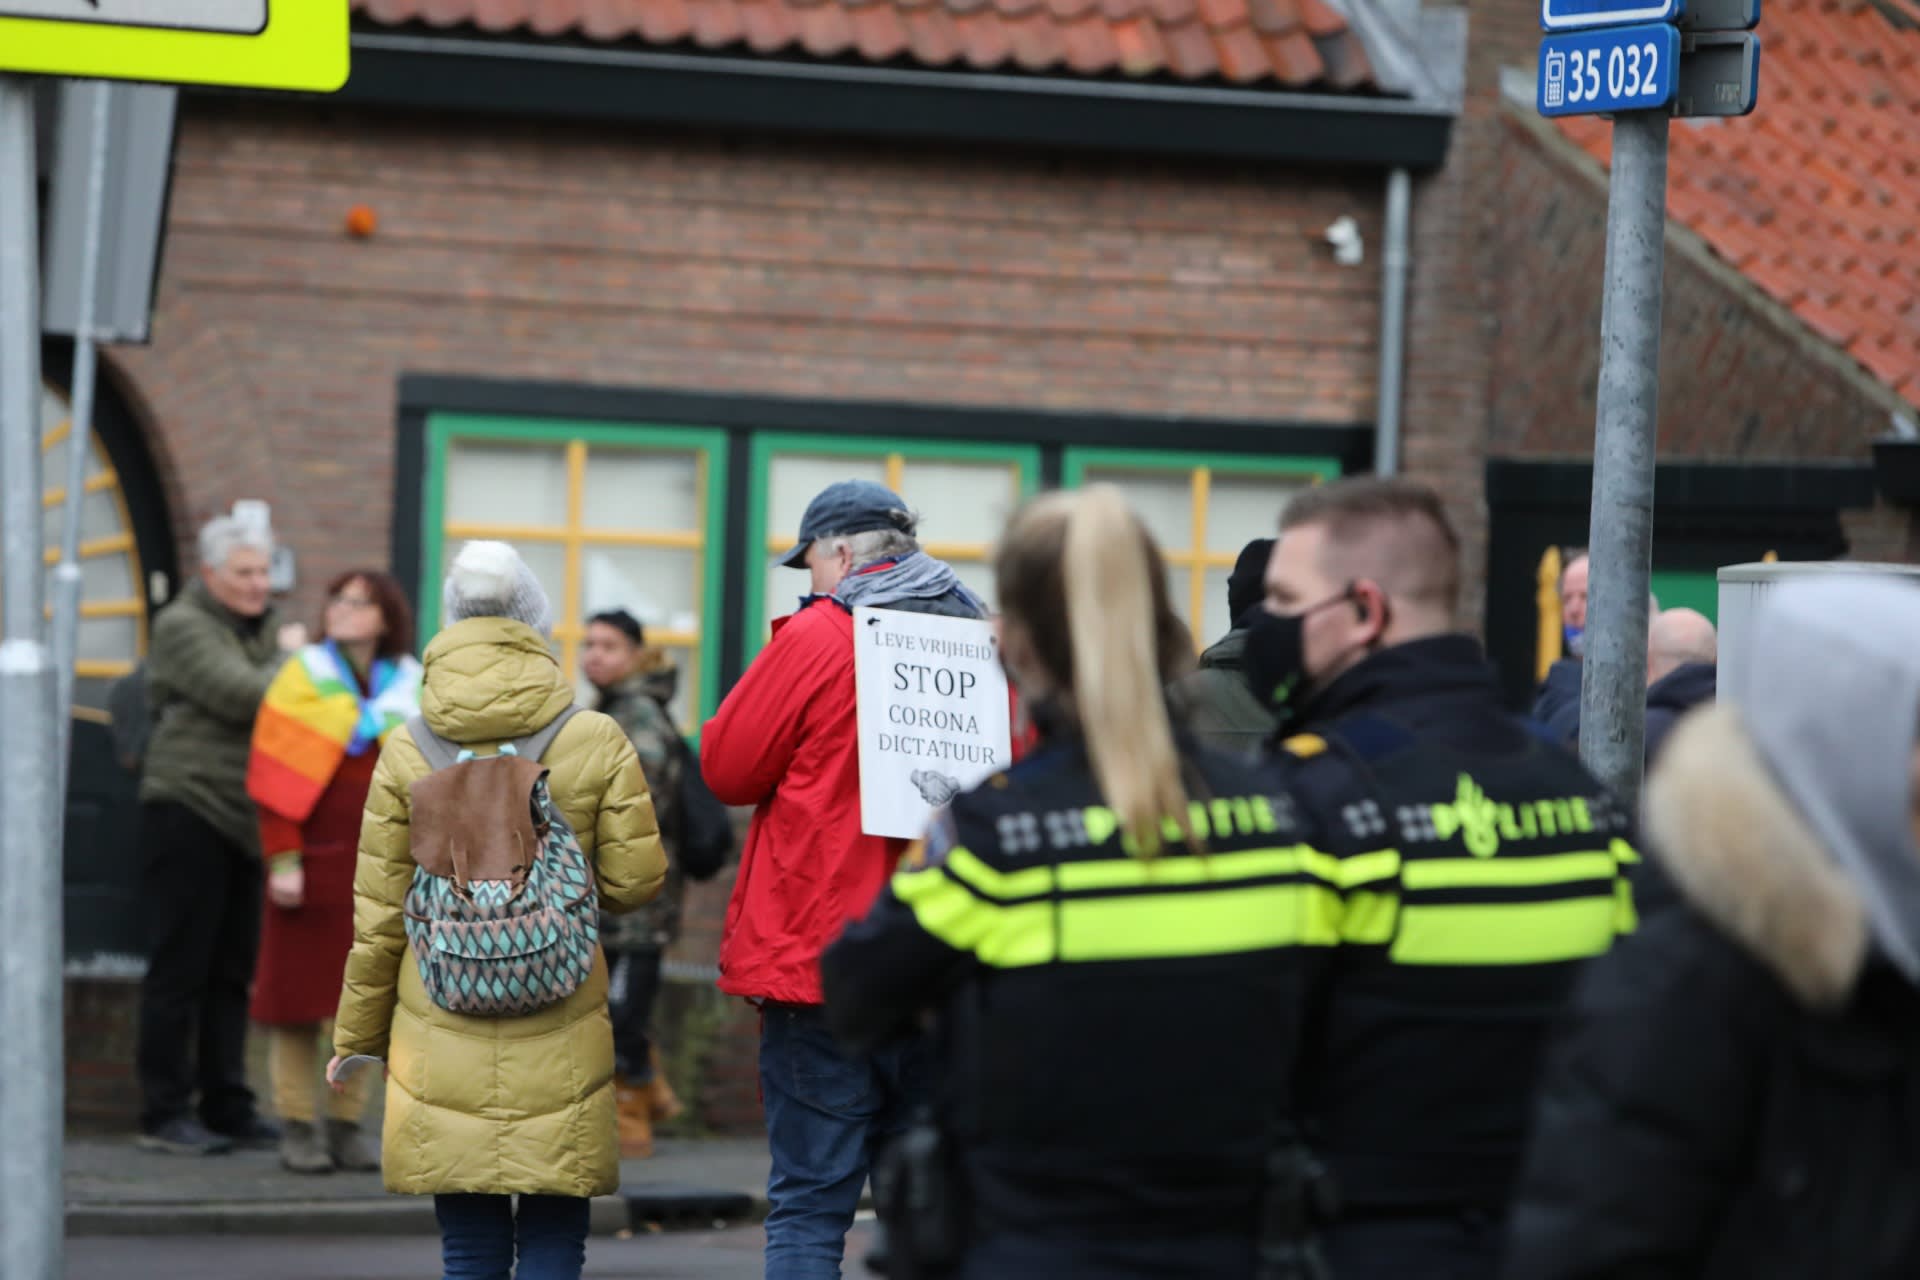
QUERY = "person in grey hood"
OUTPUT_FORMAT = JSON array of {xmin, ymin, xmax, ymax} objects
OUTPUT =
[
  {"xmin": 1504, "ymin": 575, "xmax": 1920, "ymax": 1280},
  {"xmin": 1171, "ymin": 537, "xmax": 1281, "ymax": 753}
]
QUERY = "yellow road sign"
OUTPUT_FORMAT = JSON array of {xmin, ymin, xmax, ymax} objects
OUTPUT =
[{"xmin": 0, "ymin": 2, "xmax": 349, "ymax": 92}]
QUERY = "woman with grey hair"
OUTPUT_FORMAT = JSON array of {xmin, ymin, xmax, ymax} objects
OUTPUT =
[
  {"xmin": 330, "ymin": 540, "xmax": 665, "ymax": 1280},
  {"xmin": 136, "ymin": 510, "xmax": 303, "ymax": 1156}
]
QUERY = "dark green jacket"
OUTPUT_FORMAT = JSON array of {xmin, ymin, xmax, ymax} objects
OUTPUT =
[
  {"xmin": 1172, "ymin": 628, "xmax": 1283, "ymax": 755},
  {"xmin": 597, "ymin": 664, "xmax": 685, "ymax": 948},
  {"xmin": 139, "ymin": 581, "xmax": 283, "ymax": 854}
]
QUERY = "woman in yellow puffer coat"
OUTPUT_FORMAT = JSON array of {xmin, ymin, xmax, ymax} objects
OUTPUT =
[{"xmin": 329, "ymin": 541, "xmax": 666, "ymax": 1280}]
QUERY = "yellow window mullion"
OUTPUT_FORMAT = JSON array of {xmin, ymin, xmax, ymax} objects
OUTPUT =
[
  {"xmin": 1189, "ymin": 467, "xmax": 1212, "ymax": 650},
  {"xmin": 885, "ymin": 453, "xmax": 906, "ymax": 497},
  {"xmin": 45, "ymin": 599, "xmax": 142, "ymax": 621},
  {"xmin": 43, "ymin": 532, "xmax": 133, "ymax": 565},
  {"xmin": 920, "ymin": 541, "xmax": 990, "ymax": 563},
  {"xmin": 563, "ymin": 441, "xmax": 587, "ymax": 681},
  {"xmin": 445, "ymin": 523, "xmax": 570, "ymax": 544},
  {"xmin": 42, "ymin": 470, "xmax": 119, "ymax": 508}
]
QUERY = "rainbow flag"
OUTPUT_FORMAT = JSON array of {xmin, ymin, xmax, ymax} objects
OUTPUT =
[{"xmin": 247, "ymin": 643, "xmax": 423, "ymax": 825}]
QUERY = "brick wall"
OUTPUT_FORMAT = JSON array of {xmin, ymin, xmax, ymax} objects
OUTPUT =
[
  {"xmin": 1488, "ymin": 112, "xmax": 1900, "ymax": 463},
  {"xmin": 113, "ymin": 99, "xmax": 1386, "ymax": 619},
  {"xmin": 1394, "ymin": 0, "xmax": 1547, "ymax": 634},
  {"xmin": 67, "ymin": 979, "xmax": 141, "ymax": 1133}
]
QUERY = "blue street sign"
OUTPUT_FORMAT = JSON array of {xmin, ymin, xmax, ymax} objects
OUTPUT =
[
  {"xmin": 1538, "ymin": 24, "xmax": 1681, "ymax": 117},
  {"xmin": 1541, "ymin": 0, "xmax": 1682, "ymax": 33}
]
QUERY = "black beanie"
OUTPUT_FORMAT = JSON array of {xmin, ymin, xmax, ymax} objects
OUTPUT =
[
  {"xmin": 1227, "ymin": 538, "xmax": 1276, "ymax": 625},
  {"xmin": 589, "ymin": 608, "xmax": 644, "ymax": 647}
]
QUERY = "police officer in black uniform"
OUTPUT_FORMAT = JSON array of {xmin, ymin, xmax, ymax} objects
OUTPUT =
[
  {"xmin": 823, "ymin": 485, "xmax": 1338, "ymax": 1280},
  {"xmin": 1240, "ymin": 478, "xmax": 1641, "ymax": 1278}
]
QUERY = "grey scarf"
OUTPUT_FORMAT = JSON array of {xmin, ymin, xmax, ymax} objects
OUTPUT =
[{"xmin": 833, "ymin": 552, "xmax": 988, "ymax": 618}]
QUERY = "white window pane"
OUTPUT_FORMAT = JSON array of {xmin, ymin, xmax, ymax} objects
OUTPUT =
[
  {"xmin": 901, "ymin": 461, "xmax": 1020, "ymax": 546},
  {"xmin": 447, "ymin": 443, "xmax": 568, "ymax": 527},
  {"xmin": 86, "ymin": 444, "xmax": 109, "ymax": 481},
  {"xmin": 764, "ymin": 565, "xmax": 813, "ymax": 632},
  {"xmin": 41, "ymin": 384, "xmax": 67, "ymax": 439},
  {"xmin": 1084, "ymin": 468, "xmax": 1193, "ymax": 556},
  {"xmin": 950, "ymin": 561, "xmax": 1000, "ymax": 614},
  {"xmin": 1207, "ymin": 473, "xmax": 1315, "ymax": 556},
  {"xmin": 584, "ymin": 449, "xmax": 700, "ymax": 532},
  {"xmin": 79, "ymin": 616, "xmax": 138, "ymax": 662},
  {"xmin": 768, "ymin": 456, "xmax": 887, "ymax": 553},
  {"xmin": 82, "ymin": 489, "xmax": 123, "ymax": 541},
  {"xmin": 581, "ymin": 546, "xmax": 699, "ymax": 635},
  {"xmin": 82, "ymin": 553, "xmax": 135, "ymax": 602},
  {"xmin": 659, "ymin": 646, "xmax": 694, "ymax": 727},
  {"xmin": 74, "ymin": 676, "xmax": 111, "ymax": 711}
]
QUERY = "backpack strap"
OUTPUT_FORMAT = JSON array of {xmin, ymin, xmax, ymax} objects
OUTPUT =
[
  {"xmin": 405, "ymin": 715, "xmax": 462, "ymax": 773},
  {"xmin": 513, "ymin": 705, "xmax": 582, "ymax": 765},
  {"xmin": 406, "ymin": 706, "xmax": 580, "ymax": 771}
]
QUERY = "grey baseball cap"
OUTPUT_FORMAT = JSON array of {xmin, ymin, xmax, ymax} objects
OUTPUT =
[{"xmin": 780, "ymin": 480, "xmax": 911, "ymax": 569}]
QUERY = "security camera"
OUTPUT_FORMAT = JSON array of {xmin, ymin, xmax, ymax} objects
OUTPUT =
[{"xmin": 1325, "ymin": 216, "xmax": 1364, "ymax": 266}]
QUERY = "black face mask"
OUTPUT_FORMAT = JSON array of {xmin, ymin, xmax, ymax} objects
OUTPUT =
[{"xmin": 1242, "ymin": 588, "xmax": 1357, "ymax": 727}]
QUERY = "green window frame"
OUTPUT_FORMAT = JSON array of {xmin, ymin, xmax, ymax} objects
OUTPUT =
[
  {"xmin": 1649, "ymin": 569, "xmax": 1719, "ymax": 623},
  {"xmin": 744, "ymin": 433, "xmax": 1043, "ymax": 648},
  {"xmin": 420, "ymin": 412, "xmax": 731, "ymax": 726}
]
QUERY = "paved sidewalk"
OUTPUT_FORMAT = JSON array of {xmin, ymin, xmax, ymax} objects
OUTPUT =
[{"xmin": 66, "ymin": 1135, "xmax": 772, "ymax": 1237}]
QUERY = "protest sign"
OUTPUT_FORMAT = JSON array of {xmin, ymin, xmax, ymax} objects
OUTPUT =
[{"xmin": 853, "ymin": 606, "xmax": 1012, "ymax": 840}]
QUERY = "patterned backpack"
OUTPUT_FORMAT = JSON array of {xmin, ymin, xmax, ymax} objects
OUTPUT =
[{"xmin": 401, "ymin": 708, "xmax": 600, "ymax": 1017}]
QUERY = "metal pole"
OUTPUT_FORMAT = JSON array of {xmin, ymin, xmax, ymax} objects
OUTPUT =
[
  {"xmin": 1578, "ymin": 110, "xmax": 1669, "ymax": 813},
  {"xmin": 1374, "ymin": 167, "xmax": 1412, "ymax": 477},
  {"xmin": 0, "ymin": 72, "xmax": 65, "ymax": 1280},
  {"xmin": 53, "ymin": 80, "xmax": 115, "ymax": 799}
]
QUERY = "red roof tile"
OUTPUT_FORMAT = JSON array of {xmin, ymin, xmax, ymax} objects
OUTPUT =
[
  {"xmin": 1558, "ymin": 0, "xmax": 1920, "ymax": 405},
  {"xmin": 350, "ymin": 0, "xmax": 1379, "ymax": 89}
]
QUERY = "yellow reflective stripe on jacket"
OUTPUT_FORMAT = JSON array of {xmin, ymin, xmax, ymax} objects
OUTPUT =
[
  {"xmin": 1614, "ymin": 875, "xmax": 1638, "ymax": 937},
  {"xmin": 1061, "ymin": 884, "xmax": 1342, "ymax": 962},
  {"xmin": 891, "ymin": 843, "xmax": 1344, "ymax": 969},
  {"xmin": 1341, "ymin": 890, "xmax": 1398, "ymax": 943},
  {"xmin": 893, "ymin": 860, "xmax": 1006, "ymax": 953},
  {"xmin": 941, "ymin": 846, "xmax": 1055, "ymax": 901},
  {"xmin": 1056, "ymin": 844, "xmax": 1336, "ymax": 892},
  {"xmin": 1402, "ymin": 850, "xmax": 1620, "ymax": 891},
  {"xmin": 1335, "ymin": 849, "xmax": 1403, "ymax": 889},
  {"xmin": 1391, "ymin": 895, "xmax": 1619, "ymax": 966}
]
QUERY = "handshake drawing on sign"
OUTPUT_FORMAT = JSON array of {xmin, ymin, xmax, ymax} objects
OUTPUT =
[{"xmin": 910, "ymin": 770, "xmax": 961, "ymax": 807}]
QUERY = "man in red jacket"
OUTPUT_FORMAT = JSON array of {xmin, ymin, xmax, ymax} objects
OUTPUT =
[{"xmin": 703, "ymin": 480, "xmax": 987, "ymax": 1280}]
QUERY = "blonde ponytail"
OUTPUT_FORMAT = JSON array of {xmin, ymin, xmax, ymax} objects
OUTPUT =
[{"xmin": 1061, "ymin": 487, "xmax": 1194, "ymax": 855}]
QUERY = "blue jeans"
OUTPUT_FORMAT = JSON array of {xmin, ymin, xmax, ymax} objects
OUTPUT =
[
  {"xmin": 434, "ymin": 1193, "xmax": 591, "ymax": 1280},
  {"xmin": 759, "ymin": 1004, "xmax": 929, "ymax": 1280}
]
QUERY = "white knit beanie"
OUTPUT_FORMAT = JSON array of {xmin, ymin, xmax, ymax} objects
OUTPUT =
[{"xmin": 442, "ymin": 540, "xmax": 553, "ymax": 637}]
